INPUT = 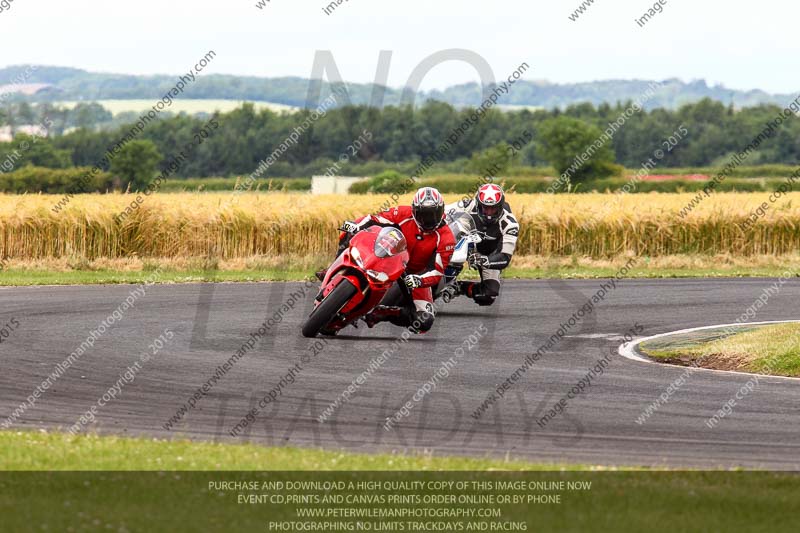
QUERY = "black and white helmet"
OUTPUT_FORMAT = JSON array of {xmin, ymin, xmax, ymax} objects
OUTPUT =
[{"xmin": 412, "ymin": 187, "xmax": 445, "ymax": 232}]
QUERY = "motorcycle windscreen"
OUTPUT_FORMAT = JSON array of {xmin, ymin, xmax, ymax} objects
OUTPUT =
[
  {"xmin": 446, "ymin": 212, "xmax": 476, "ymax": 240},
  {"xmin": 374, "ymin": 227, "xmax": 407, "ymax": 258}
]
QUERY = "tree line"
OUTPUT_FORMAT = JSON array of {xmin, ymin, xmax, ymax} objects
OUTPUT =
[{"xmin": 1, "ymin": 98, "xmax": 800, "ymax": 189}]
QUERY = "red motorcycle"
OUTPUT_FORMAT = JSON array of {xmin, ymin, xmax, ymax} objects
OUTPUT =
[{"xmin": 302, "ymin": 225, "xmax": 409, "ymax": 338}]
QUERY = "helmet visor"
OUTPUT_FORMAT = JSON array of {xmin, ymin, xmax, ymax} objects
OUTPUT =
[{"xmin": 414, "ymin": 204, "xmax": 444, "ymax": 231}]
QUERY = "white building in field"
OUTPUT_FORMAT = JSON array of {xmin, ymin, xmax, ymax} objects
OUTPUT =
[
  {"xmin": 311, "ymin": 176, "xmax": 367, "ymax": 194},
  {"xmin": 0, "ymin": 83, "xmax": 52, "ymax": 97},
  {"xmin": 14, "ymin": 124, "xmax": 48, "ymax": 137},
  {"xmin": 0, "ymin": 125, "xmax": 49, "ymax": 142}
]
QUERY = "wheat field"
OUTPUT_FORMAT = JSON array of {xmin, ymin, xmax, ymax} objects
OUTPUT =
[{"xmin": 2, "ymin": 192, "xmax": 799, "ymax": 260}]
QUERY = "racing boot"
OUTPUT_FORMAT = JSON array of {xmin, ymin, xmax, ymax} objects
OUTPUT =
[
  {"xmin": 362, "ymin": 305, "xmax": 403, "ymax": 328},
  {"xmin": 456, "ymin": 281, "xmax": 475, "ymax": 299},
  {"xmin": 459, "ymin": 280, "xmax": 498, "ymax": 306},
  {"xmin": 315, "ymin": 268, "xmax": 327, "ymax": 281}
]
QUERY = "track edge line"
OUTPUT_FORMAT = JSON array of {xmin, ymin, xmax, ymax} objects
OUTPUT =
[{"xmin": 617, "ymin": 320, "xmax": 800, "ymax": 382}]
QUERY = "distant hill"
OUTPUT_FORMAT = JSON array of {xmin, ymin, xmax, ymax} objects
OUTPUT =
[{"xmin": 0, "ymin": 65, "xmax": 795, "ymax": 110}]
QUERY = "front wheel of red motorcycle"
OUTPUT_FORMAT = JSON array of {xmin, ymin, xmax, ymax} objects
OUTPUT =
[{"xmin": 301, "ymin": 278, "xmax": 359, "ymax": 338}]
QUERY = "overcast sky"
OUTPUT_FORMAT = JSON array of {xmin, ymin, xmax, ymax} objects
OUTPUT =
[{"xmin": 1, "ymin": 0, "xmax": 798, "ymax": 93}]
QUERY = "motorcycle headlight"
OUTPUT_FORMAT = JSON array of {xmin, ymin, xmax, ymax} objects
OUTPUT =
[
  {"xmin": 350, "ymin": 246, "xmax": 364, "ymax": 268},
  {"xmin": 366, "ymin": 270, "xmax": 389, "ymax": 283}
]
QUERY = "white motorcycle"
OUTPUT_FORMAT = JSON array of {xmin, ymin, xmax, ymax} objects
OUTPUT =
[{"xmin": 434, "ymin": 211, "xmax": 485, "ymax": 303}]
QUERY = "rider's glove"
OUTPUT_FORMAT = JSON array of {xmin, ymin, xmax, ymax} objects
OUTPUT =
[
  {"xmin": 468, "ymin": 253, "xmax": 490, "ymax": 269},
  {"xmin": 340, "ymin": 220, "xmax": 360, "ymax": 234},
  {"xmin": 403, "ymin": 274, "xmax": 423, "ymax": 289}
]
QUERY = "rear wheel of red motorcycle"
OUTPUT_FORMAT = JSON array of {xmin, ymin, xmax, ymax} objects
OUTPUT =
[{"xmin": 301, "ymin": 279, "xmax": 359, "ymax": 338}]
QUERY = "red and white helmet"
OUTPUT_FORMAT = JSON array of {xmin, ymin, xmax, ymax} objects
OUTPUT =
[
  {"xmin": 475, "ymin": 184, "xmax": 505, "ymax": 223},
  {"xmin": 411, "ymin": 187, "xmax": 445, "ymax": 232}
]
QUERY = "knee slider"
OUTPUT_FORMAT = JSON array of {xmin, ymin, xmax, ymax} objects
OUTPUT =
[{"xmin": 413, "ymin": 310, "xmax": 435, "ymax": 333}]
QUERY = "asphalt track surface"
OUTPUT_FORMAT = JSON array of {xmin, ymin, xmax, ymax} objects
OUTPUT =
[{"xmin": 1, "ymin": 278, "xmax": 799, "ymax": 469}]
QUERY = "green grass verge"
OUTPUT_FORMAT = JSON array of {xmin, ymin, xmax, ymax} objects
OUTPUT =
[
  {"xmin": 0, "ymin": 268, "xmax": 312, "ymax": 286},
  {"xmin": 504, "ymin": 264, "xmax": 798, "ymax": 279},
  {"xmin": 2, "ymin": 432, "xmax": 800, "ymax": 532},
  {"xmin": 159, "ymin": 176, "xmax": 311, "ymax": 192},
  {"xmin": 350, "ymin": 175, "xmax": 789, "ymax": 195},
  {"xmin": 0, "ymin": 265, "xmax": 796, "ymax": 286},
  {"xmin": 0, "ymin": 430, "xmax": 589, "ymax": 471},
  {"xmin": 641, "ymin": 323, "xmax": 800, "ymax": 376}
]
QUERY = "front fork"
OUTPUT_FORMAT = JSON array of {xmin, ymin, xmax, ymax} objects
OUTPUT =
[
  {"xmin": 443, "ymin": 263, "xmax": 464, "ymax": 286},
  {"xmin": 438, "ymin": 247, "xmax": 485, "ymax": 299}
]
